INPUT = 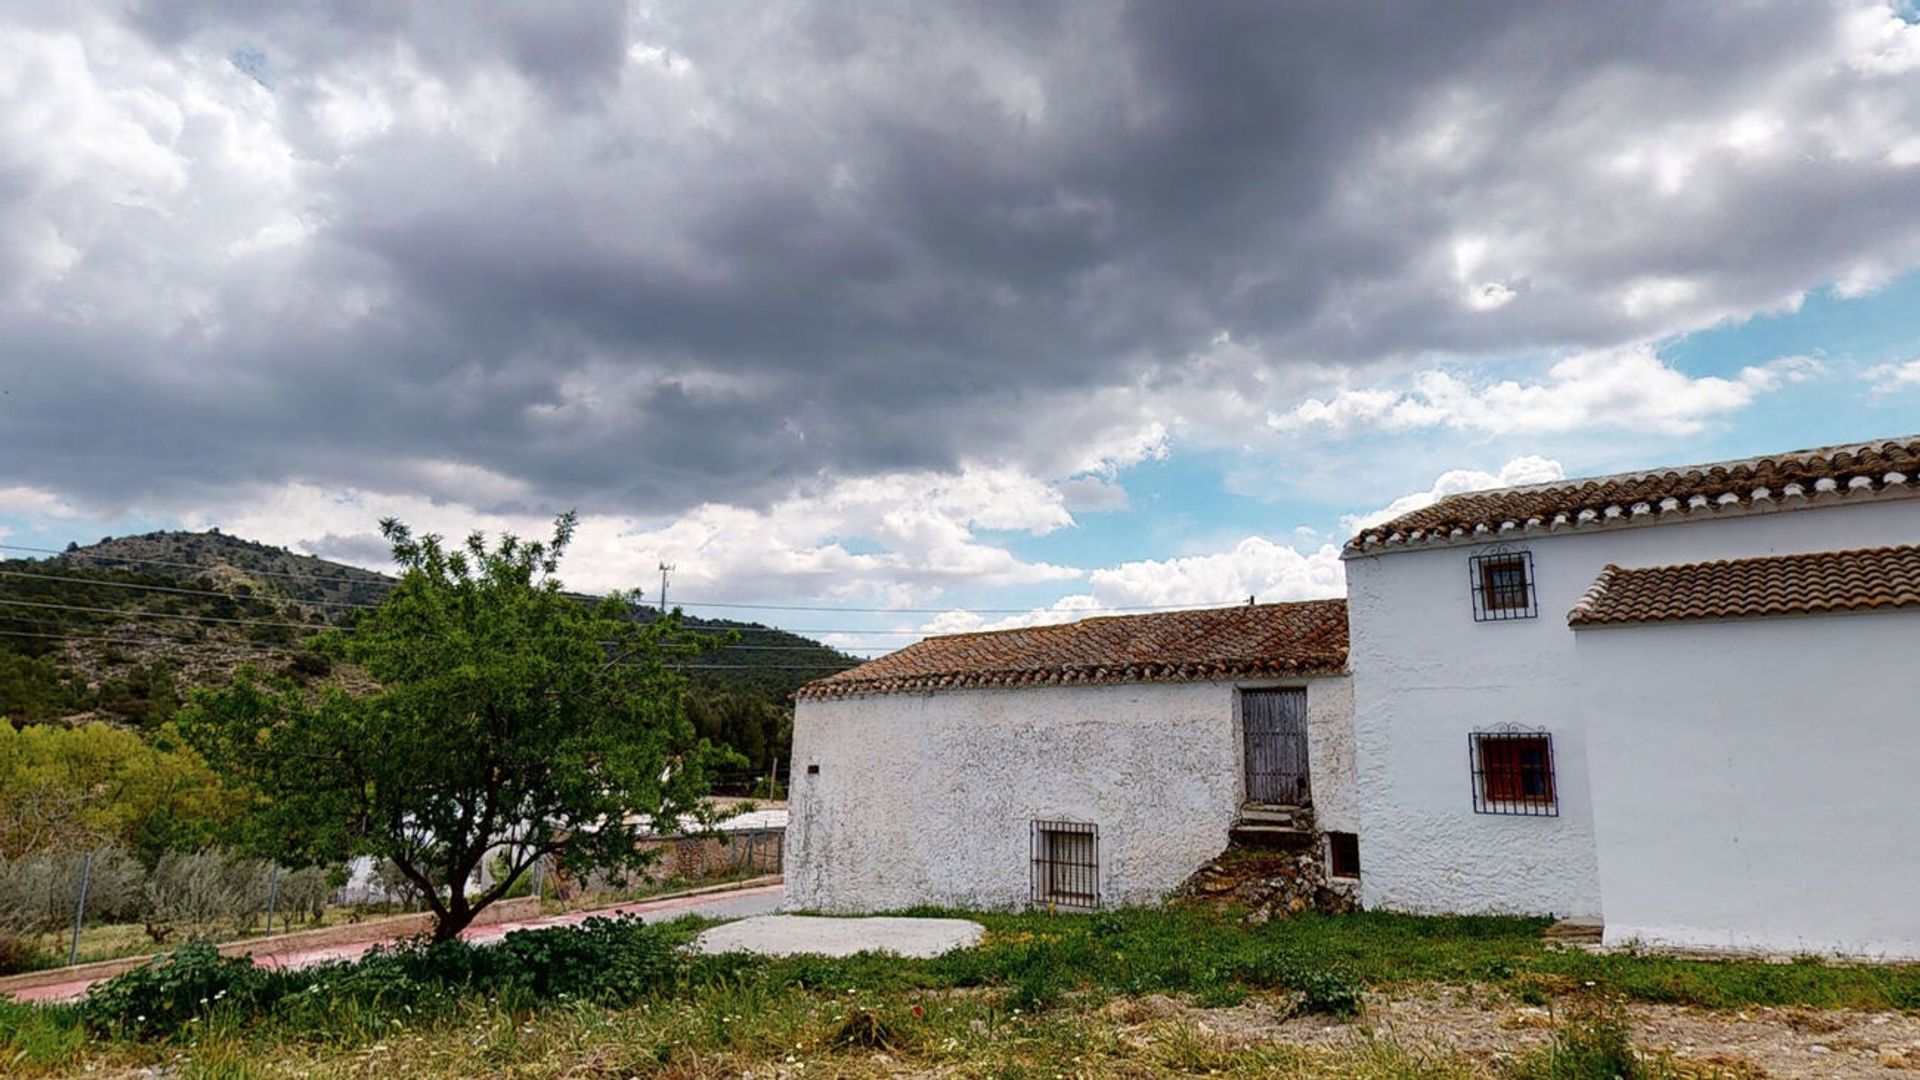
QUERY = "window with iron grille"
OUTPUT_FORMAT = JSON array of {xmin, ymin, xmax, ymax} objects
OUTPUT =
[
  {"xmin": 1470, "ymin": 551, "xmax": 1537, "ymax": 621},
  {"xmin": 1470, "ymin": 729, "xmax": 1557, "ymax": 816},
  {"xmin": 1327, "ymin": 831, "xmax": 1361, "ymax": 878},
  {"xmin": 1030, "ymin": 820, "xmax": 1099, "ymax": 909}
]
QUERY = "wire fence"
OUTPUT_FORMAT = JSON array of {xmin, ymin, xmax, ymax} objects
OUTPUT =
[{"xmin": 0, "ymin": 824, "xmax": 786, "ymax": 976}]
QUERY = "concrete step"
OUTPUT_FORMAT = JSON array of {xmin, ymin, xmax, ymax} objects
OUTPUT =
[
  {"xmin": 1237, "ymin": 804, "xmax": 1306, "ymax": 825},
  {"xmin": 1543, "ymin": 918, "xmax": 1604, "ymax": 945},
  {"xmin": 1227, "ymin": 823, "xmax": 1316, "ymax": 851}
]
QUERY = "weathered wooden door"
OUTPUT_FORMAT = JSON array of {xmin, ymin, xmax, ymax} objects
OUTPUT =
[{"xmin": 1242, "ymin": 688, "xmax": 1310, "ymax": 806}]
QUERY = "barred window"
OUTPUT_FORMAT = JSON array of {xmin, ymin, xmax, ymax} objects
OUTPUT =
[
  {"xmin": 1031, "ymin": 820, "xmax": 1099, "ymax": 909},
  {"xmin": 1470, "ymin": 730, "xmax": 1557, "ymax": 816},
  {"xmin": 1470, "ymin": 551, "xmax": 1537, "ymax": 621}
]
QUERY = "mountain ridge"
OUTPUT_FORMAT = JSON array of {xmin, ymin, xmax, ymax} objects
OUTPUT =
[{"xmin": 2, "ymin": 531, "xmax": 857, "ymax": 781}]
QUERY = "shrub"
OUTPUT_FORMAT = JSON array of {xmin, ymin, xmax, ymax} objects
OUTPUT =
[
  {"xmin": 1230, "ymin": 945, "xmax": 1363, "ymax": 1017},
  {"xmin": 78, "ymin": 915, "xmax": 694, "ymax": 1040},
  {"xmin": 0, "ymin": 847, "xmax": 145, "ymax": 935},
  {"xmin": 0, "ymin": 931, "xmax": 49, "ymax": 976},
  {"xmin": 142, "ymin": 849, "xmax": 268, "ymax": 943},
  {"xmin": 78, "ymin": 945, "xmax": 270, "ymax": 1039},
  {"xmin": 1291, "ymin": 966, "xmax": 1365, "ymax": 1018}
]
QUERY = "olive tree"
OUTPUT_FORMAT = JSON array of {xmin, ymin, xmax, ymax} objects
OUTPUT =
[{"xmin": 181, "ymin": 514, "xmax": 733, "ymax": 941}]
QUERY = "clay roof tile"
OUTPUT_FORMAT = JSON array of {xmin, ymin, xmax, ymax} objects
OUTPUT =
[
  {"xmin": 1567, "ymin": 545, "xmax": 1920, "ymax": 628},
  {"xmin": 796, "ymin": 599, "xmax": 1349, "ymax": 701},
  {"xmin": 1348, "ymin": 436, "xmax": 1920, "ymax": 553}
]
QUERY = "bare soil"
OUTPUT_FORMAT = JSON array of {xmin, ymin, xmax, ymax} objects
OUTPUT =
[{"xmin": 1106, "ymin": 986, "xmax": 1920, "ymax": 1077}]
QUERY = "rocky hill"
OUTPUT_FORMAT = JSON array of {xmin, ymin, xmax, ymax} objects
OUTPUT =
[{"xmin": 0, "ymin": 532, "xmax": 860, "ymax": 779}]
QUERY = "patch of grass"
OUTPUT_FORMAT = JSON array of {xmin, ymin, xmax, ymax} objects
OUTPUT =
[{"xmin": 15, "ymin": 903, "xmax": 1920, "ymax": 1076}]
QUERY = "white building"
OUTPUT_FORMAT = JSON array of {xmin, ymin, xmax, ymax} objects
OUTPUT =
[
  {"xmin": 1344, "ymin": 435, "xmax": 1920, "ymax": 955},
  {"xmin": 792, "ymin": 434, "xmax": 1920, "ymax": 957},
  {"xmin": 785, "ymin": 601, "xmax": 1356, "ymax": 912}
]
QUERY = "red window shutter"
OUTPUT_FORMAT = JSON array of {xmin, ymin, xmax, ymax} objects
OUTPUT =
[{"xmin": 1482, "ymin": 738, "xmax": 1522, "ymax": 801}]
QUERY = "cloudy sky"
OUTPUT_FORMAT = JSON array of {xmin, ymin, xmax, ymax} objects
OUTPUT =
[{"xmin": 4, "ymin": 1, "xmax": 1920, "ymax": 655}]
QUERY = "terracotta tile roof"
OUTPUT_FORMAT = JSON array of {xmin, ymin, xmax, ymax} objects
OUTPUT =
[
  {"xmin": 1568, "ymin": 545, "xmax": 1920, "ymax": 628},
  {"xmin": 1346, "ymin": 436, "xmax": 1920, "ymax": 554},
  {"xmin": 796, "ymin": 599, "xmax": 1349, "ymax": 701}
]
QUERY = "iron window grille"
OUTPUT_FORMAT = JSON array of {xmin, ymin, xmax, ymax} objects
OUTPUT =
[
  {"xmin": 1470, "ymin": 728, "xmax": 1558, "ymax": 816},
  {"xmin": 1327, "ymin": 831, "xmax": 1361, "ymax": 879},
  {"xmin": 1470, "ymin": 550, "xmax": 1537, "ymax": 621},
  {"xmin": 1030, "ymin": 820, "xmax": 1100, "ymax": 910}
]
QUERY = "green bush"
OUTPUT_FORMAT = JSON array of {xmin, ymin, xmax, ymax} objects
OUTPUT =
[
  {"xmin": 78, "ymin": 944, "xmax": 271, "ymax": 1039},
  {"xmin": 78, "ymin": 915, "xmax": 690, "ymax": 1039}
]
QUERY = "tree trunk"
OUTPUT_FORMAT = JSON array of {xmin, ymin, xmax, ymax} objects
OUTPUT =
[{"xmin": 431, "ymin": 897, "xmax": 474, "ymax": 943}]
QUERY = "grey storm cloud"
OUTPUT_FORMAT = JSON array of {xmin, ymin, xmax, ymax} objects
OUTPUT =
[{"xmin": 4, "ymin": 0, "xmax": 1920, "ymax": 518}]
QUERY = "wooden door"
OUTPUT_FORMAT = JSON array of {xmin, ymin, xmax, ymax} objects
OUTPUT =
[{"xmin": 1242, "ymin": 688, "xmax": 1310, "ymax": 806}]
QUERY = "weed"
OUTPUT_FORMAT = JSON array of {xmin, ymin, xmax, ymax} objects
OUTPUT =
[
  {"xmin": 830, "ymin": 1005, "xmax": 906, "ymax": 1051},
  {"xmin": 1504, "ymin": 1008, "xmax": 1647, "ymax": 1080}
]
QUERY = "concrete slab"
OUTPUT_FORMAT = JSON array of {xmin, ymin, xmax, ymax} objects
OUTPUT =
[{"xmin": 694, "ymin": 915, "xmax": 984, "ymax": 959}]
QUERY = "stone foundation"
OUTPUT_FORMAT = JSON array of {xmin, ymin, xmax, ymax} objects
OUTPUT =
[{"xmin": 1175, "ymin": 811, "xmax": 1358, "ymax": 923}]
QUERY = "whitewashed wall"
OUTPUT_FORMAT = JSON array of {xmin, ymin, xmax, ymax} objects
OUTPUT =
[
  {"xmin": 1345, "ymin": 493, "xmax": 1920, "ymax": 918},
  {"xmin": 1577, "ymin": 611, "xmax": 1920, "ymax": 958},
  {"xmin": 787, "ymin": 675, "xmax": 1353, "ymax": 913}
]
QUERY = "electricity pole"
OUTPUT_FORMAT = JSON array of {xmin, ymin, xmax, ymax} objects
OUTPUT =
[{"xmin": 658, "ymin": 562, "xmax": 674, "ymax": 612}]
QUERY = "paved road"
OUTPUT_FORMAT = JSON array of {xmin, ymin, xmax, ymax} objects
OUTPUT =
[{"xmin": 11, "ymin": 884, "xmax": 785, "ymax": 1005}]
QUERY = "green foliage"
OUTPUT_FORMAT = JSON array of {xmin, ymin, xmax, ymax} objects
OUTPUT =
[
  {"xmin": 77, "ymin": 944, "xmax": 273, "ymax": 1040},
  {"xmin": 179, "ymin": 514, "xmax": 738, "ymax": 941},
  {"xmin": 685, "ymin": 689, "xmax": 793, "ymax": 787},
  {"xmin": 0, "ymin": 721, "xmax": 238, "ymax": 861},
  {"xmin": 79, "ymin": 915, "xmax": 689, "ymax": 1040},
  {"xmin": 1503, "ymin": 1008, "xmax": 1650, "ymax": 1080}
]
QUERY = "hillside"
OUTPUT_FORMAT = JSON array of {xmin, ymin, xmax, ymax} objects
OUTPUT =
[{"xmin": 0, "ymin": 531, "xmax": 863, "ymax": 778}]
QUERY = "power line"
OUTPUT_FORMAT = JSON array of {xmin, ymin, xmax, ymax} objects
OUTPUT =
[
  {"xmin": 0, "ymin": 627, "xmax": 871, "ymax": 666},
  {"xmin": 0, "ymin": 569, "xmax": 370, "ymax": 609},
  {"xmin": 0, "ymin": 571, "xmax": 911, "ymax": 638},
  {"xmin": 0, "ymin": 597, "xmax": 323, "ymax": 631},
  {"xmin": 3, "ymin": 540, "xmax": 1252, "ymax": 616},
  {"xmin": 0, "ymin": 600, "xmax": 887, "ymax": 653}
]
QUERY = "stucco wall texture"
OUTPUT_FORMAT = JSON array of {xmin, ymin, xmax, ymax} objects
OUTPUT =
[
  {"xmin": 1344, "ymin": 494, "xmax": 1920, "ymax": 920},
  {"xmin": 1578, "ymin": 611, "xmax": 1920, "ymax": 959},
  {"xmin": 786, "ymin": 677, "xmax": 1353, "ymax": 913}
]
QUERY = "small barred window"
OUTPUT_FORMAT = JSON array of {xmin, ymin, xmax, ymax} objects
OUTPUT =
[
  {"xmin": 1031, "ymin": 820, "xmax": 1099, "ymax": 909},
  {"xmin": 1470, "ymin": 551, "xmax": 1537, "ymax": 621},
  {"xmin": 1470, "ymin": 730, "xmax": 1557, "ymax": 816}
]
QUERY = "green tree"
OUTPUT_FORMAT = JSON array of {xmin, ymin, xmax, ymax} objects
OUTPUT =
[
  {"xmin": 0, "ymin": 720, "xmax": 237, "ymax": 860},
  {"xmin": 179, "ymin": 514, "xmax": 735, "ymax": 942}
]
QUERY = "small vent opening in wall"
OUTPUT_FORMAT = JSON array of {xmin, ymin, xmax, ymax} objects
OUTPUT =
[
  {"xmin": 1328, "ymin": 832, "xmax": 1361, "ymax": 878},
  {"xmin": 1031, "ymin": 820, "xmax": 1099, "ymax": 910}
]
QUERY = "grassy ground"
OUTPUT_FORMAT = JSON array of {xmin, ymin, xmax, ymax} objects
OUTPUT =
[{"xmin": 7, "ymin": 905, "xmax": 1918, "ymax": 1078}]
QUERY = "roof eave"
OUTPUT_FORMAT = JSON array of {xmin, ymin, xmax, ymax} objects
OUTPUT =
[{"xmin": 1342, "ymin": 479, "xmax": 1920, "ymax": 559}]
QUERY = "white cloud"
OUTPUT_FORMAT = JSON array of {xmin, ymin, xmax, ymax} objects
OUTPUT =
[
  {"xmin": 0, "ymin": 485, "xmax": 81, "ymax": 519},
  {"xmin": 1864, "ymin": 357, "xmax": 1920, "ymax": 394},
  {"xmin": 1342, "ymin": 456, "xmax": 1567, "ymax": 534},
  {"xmin": 925, "ymin": 537, "xmax": 1347, "ymax": 636},
  {"xmin": 171, "ymin": 462, "xmax": 1085, "ymax": 605},
  {"xmin": 1270, "ymin": 348, "xmax": 1826, "ymax": 438}
]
